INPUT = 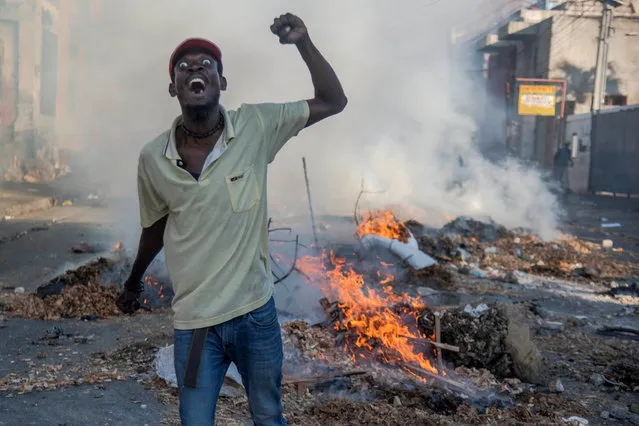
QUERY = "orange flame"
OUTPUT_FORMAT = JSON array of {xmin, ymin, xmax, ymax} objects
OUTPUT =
[
  {"xmin": 142, "ymin": 275, "xmax": 166, "ymax": 303},
  {"xmin": 356, "ymin": 210, "xmax": 410, "ymax": 243},
  {"xmin": 297, "ymin": 251, "xmax": 438, "ymax": 375}
]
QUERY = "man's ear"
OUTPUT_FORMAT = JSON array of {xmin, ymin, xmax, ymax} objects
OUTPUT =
[
  {"xmin": 220, "ymin": 76, "xmax": 228, "ymax": 91},
  {"xmin": 168, "ymin": 82, "xmax": 177, "ymax": 97}
]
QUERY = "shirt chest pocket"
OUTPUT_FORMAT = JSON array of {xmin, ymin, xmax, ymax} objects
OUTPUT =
[{"xmin": 225, "ymin": 165, "xmax": 260, "ymax": 212}]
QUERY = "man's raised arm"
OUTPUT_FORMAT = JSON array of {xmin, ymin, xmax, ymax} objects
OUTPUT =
[{"xmin": 270, "ymin": 13, "xmax": 347, "ymax": 127}]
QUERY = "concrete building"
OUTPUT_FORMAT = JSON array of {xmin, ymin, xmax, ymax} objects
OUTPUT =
[
  {"xmin": 477, "ymin": 0, "xmax": 639, "ymax": 168},
  {"xmin": 0, "ymin": 0, "xmax": 94, "ymax": 182}
]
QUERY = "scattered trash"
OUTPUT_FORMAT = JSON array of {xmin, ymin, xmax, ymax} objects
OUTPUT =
[
  {"xmin": 3, "ymin": 216, "xmax": 13, "ymax": 221},
  {"xmin": 549, "ymin": 378, "xmax": 565, "ymax": 393},
  {"xmin": 470, "ymin": 269, "xmax": 487, "ymax": 278},
  {"xmin": 610, "ymin": 405, "xmax": 629, "ymax": 420},
  {"xmin": 416, "ymin": 287, "xmax": 439, "ymax": 297},
  {"xmin": 537, "ymin": 320, "xmax": 565, "ymax": 336},
  {"xmin": 503, "ymin": 271, "xmax": 519, "ymax": 284},
  {"xmin": 81, "ymin": 315, "xmax": 100, "ymax": 322},
  {"xmin": 601, "ymin": 223, "xmax": 621, "ymax": 228},
  {"xmin": 410, "ymin": 265, "xmax": 456, "ymax": 290},
  {"xmin": 600, "ymin": 410, "xmax": 610, "ymax": 419},
  {"xmin": 62, "ymin": 200, "xmax": 73, "ymax": 207},
  {"xmin": 572, "ymin": 266, "xmax": 601, "ymax": 279},
  {"xmin": 602, "ymin": 239, "xmax": 614, "ymax": 249},
  {"xmin": 457, "ymin": 247, "xmax": 470, "ymax": 261},
  {"xmin": 73, "ymin": 335, "xmax": 95, "ymax": 344},
  {"xmin": 458, "ymin": 265, "xmax": 471, "ymax": 275},
  {"xmin": 606, "ymin": 282, "xmax": 639, "ymax": 298},
  {"xmin": 44, "ymin": 326, "xmax": 65, "ymax": 339},
  {"xmin": 590, "ymin": 373, "xmax": 605, "ymax": 387},
  {"xmin": 561, "ymin": 416, "xmax": 588, "ymax": 425},
  {"xmin": 484, "ymin": 247, "xmax": 497, "ymax": 254},
  {"xmin": 70, "ymin": 243, "xmax": 97, "ymax": 254},
  {"xmin": 484, "ymin": 268, "xmax": 504, "ymax": 280},
  {"xmin": 463, "ymin": 303, "xmax": 490, "ymax": 318},
  {"xmin": 14, "ymin": 287, "xmax": 25, "ymax": 294}
]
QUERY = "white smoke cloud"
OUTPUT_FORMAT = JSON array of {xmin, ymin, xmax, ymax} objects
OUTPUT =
[{"xmin": 66, "ymin": 0, "xmax": 560, "ymax": 242}]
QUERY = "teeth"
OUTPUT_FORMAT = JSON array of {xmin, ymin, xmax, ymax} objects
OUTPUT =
[{"xmin": 189, "ymin": 78, "xmax": 205, "ymax": 88}]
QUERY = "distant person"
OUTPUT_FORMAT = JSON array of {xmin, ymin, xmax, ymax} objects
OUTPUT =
[
  {"xmin": 116, "ymin": 13, "xmax": 346, "ymax": 426},
  {"xmin": 553, "ymin": 142, "xmax": 574, "ymax": 190}
]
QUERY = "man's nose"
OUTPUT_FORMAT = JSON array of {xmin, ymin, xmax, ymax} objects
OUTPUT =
[{"xmin": 188, "ymin": 64, "xmax": 204, "ymax": 73}]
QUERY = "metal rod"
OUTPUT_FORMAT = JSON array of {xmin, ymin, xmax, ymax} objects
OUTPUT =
[{"xmin": 302, "ymin": 157, "xmax": 319, "ymax": 246}]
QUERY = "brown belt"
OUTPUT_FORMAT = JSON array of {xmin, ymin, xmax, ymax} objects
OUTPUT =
[{"xmin": 183, "ymin": 327, "xmax": 209, "ymax": 388}]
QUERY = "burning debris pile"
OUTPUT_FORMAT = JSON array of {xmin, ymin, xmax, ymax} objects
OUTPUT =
[
  {"xmin": 285, "ymin": 210, "xmax": 616, "ymax": 390},
  {"xmin": 260, "ymin": 318, "xmax": 583, "ymax": 426},
  {"xmin": 298, "ymin": 250, "xmax": 441, "ymax": 380},
  {"xmin": 282, "ymin": 321, "xmax": 355, "ymax": 373},
  {"xmin": 0, "ymin": 255, "xmax": 172, "ymax": 320}
]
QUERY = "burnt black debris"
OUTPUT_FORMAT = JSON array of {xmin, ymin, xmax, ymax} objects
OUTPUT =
[
  {"xmin": 439, "ymin": 216, "xmax": 511, "ymax": 243},
  {"xmin": 419, "ymin": 306, "xmax": 513, "ymax": 378}
]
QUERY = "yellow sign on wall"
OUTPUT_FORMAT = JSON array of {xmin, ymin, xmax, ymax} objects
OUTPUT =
[{"xmin": 518, "ymin": 85, "xmax": 557, "ymax": 116}]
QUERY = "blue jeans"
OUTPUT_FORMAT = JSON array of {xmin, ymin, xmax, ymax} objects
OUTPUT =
[{"xmin": 174, "ymin": 297, "xmax": 287, "ymax": 426}]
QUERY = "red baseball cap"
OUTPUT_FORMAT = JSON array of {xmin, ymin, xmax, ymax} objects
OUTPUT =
[{"xmin": 169, "ymin": 38, "xmax": 222, "ymax": 79}]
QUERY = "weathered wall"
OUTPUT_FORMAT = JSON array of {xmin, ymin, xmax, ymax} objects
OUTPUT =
[
  {"xmin": 548, "ymin": 14, "xmax": 639, "ymax": 114},
  {"xmin": 0, "ymin": 0, "xmax": 76, "ymax": 181}
]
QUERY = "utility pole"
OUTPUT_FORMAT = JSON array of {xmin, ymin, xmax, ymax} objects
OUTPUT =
[{"xmin": 591, "ymin": 0, "xmax": 622, "ymax": 112}]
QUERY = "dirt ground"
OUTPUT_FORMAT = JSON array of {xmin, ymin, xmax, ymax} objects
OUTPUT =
[{"xmin": 0, "ymin": 191, "xmax": 638, "ymax": 425}]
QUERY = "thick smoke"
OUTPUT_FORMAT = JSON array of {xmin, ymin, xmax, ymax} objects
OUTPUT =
[{"xmin": 70, "ymin": 0, "xmax": 560, "ymax": 242}]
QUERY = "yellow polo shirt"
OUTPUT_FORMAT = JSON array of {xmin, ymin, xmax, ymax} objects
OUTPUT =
[{"xmin": 137, "ymin": 101, "xmax": 310, "ymax": 330}]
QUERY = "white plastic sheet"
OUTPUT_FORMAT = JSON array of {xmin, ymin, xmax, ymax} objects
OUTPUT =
[
  {"xmin": 154, "ymin": 344, "xmax": 244, "ymax": 397},
  {"xmin": 359, "ymin": 234, "xmax": 437, "ymax": 269}
]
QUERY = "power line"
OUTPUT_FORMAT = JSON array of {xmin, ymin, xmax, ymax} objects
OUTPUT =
[
  {"xmin": 538, "ymin": 4, "xmax": 601, "ymax": 76},
  {"xmin": 463, "ymin": 3, "xmax": 590, "ymax": 74},
  {"xmin": 513, "ymin": 2, "xmax": 597, "ymax": 64}
]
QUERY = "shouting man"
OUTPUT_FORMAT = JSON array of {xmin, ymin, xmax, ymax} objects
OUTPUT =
[{"xmin": 117, "ymin": 13, "xmax": 346, "ymax": 426}]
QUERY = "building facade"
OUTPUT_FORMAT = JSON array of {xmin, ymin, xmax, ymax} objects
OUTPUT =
[
  {"xmin": 478, "ymin": 0, "xmax": 639, "ymax": 169},
  {"xmin": 0, "ymin": 0, "xmax": 94, "ymax": 182}
]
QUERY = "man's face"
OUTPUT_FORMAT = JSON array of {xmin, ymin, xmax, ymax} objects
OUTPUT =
[{"xmin": 169, "ymin": 49, "xmax": 226, "ymax": 109}]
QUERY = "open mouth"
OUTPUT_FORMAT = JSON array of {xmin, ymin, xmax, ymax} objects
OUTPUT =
[{"xmin": 188, "ymin": 77, "xmax": 206, "ymax": 94}]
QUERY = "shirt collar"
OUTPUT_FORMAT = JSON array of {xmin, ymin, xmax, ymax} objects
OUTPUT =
[{"xmin": 164, "ymin": 105, "xmax": 235, "ymax": 160}]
